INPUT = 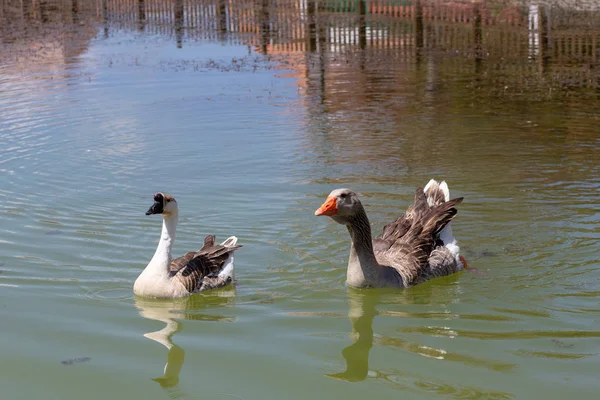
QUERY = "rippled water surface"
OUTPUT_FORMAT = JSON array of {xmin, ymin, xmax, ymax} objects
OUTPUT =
[{"xmin": 1, "ymin": 0, "xmax": 600, "ymax": 399}]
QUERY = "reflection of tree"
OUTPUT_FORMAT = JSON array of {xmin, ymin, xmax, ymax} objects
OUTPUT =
[{"xmin": 134, "ymin": 290, "xmax": 236, "ymax": 395}]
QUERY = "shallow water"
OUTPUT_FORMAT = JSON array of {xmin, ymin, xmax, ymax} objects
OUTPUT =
[{"xmin": 1, "ymin": 0, "xmax": 600, "ymax": 399}]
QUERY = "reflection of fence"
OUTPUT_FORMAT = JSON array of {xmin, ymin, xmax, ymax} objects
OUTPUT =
[
  {"xmin": 2, "ymin": 0, "xmax": 599, "ymax": 84},
  {"xmin": 97, "ymin": 1, "xmax": 597, "ymax": 61}
]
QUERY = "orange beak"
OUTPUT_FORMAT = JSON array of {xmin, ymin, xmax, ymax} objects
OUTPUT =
[{"xmin": 315, "ymin": 196, "xmax": 338, "ymax": 216}]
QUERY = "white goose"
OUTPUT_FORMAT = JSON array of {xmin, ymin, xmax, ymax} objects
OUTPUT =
[{"xmin": 134, "ymin": 192, "xmax": 242, "ymax": 298}]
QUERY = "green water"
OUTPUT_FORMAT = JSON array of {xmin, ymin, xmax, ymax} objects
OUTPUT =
[{"xmin": 1, "ymin": 1, "xmax": 599, "ymax": 399}]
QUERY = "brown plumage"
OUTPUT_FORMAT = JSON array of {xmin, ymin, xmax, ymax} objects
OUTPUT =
[
  {"xmin": 375, "ymin": 188, "xmax": 463, "ymax": 286},
  {"xmin": 315, "ymin": 179, "xmax": 467, "ymax": 289},
  {"xmin": 169, "ymin": 235, "xmax": 242, "ymax": 293}
]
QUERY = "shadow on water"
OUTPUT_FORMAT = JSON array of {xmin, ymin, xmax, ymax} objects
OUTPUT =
[{"xmin": 134, "ymin": 289, "xmax": 236, "ymax": 397}]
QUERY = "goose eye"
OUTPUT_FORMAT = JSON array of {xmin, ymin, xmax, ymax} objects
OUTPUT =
[{"xmin": 340, "ymin": 193, "xmax": 347, "ymax": 199}]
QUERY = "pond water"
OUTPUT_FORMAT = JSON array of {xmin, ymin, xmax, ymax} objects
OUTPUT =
[{"xmin": 1, "ymin": 1, "xmax": 599, "ymax": 399}]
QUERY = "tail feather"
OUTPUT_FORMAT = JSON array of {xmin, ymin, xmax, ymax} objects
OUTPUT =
[
  {"xmin": 423, "ymin": 178, "xmax": 463, "ymax": 268},
  {"xmin": 423, "ymin": 179, "xmax": 457, "ymax": 243},
  {"xmin": 220, "ymin": 236, "xmax": 238, "ymax": 247},
  {"xmin": 217, "ymin": 236, "xmax": 240, "ymax": 281},
  {"xmin": 422, "ymin": 197, "xmax": 463, "ymax": 238},
  {"xmin": 423, "ymin": 178, "xmax": 436, "ymax": 193},
  {"xmin": 439, "ymin": 181, "xmax": 450, "ymax": 202},
  {"xmin": 424, "ymin": 179, "xmax": 450, "ymax": 207},
  {"xmin": 202, "ymin": 235, "xmax": 216, "ymax": 248},
  {"xmin": 201, "ymin": 235, "xmax": 242, "ymax": 252}
]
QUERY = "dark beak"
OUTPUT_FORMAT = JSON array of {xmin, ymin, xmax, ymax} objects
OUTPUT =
[{"xmin": 146, "ymin": 201, "xmax": 163, "ymax": 215}]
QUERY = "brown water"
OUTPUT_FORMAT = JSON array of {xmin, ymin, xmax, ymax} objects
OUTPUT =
[{"xmin": 1, "ymin": 1, "xmax": 599, "ymax": 399}]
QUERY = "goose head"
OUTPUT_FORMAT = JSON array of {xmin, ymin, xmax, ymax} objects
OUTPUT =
[
  {"xmin": 315, "ymin": 188, "xmax": 363, "ymax": 225},
  {"xmin": 146, "ymin": 192, "xmax": 178, "ymax": 217}
]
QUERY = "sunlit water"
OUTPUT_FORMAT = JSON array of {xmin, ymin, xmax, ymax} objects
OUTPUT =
[{"xmin": 1, "ymin": 1, "xmax": 600, "ymax": 399}]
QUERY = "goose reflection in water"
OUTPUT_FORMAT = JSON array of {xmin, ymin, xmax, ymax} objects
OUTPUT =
[
  {"xmin": 326, "ymin": 286, "xmax": 455, "ymax": 382},
  {"xmin": 134, "ymin": 289, "xmax": 236, "ymax": 392},
  {"xmin": 326, "ymin": 290, "xmax": 379, "ymax": 382},
  {"xmin": 326, "ymin": 283, "xmax": 517, "ymax": 397}
]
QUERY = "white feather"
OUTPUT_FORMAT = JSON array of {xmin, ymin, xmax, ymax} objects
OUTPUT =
[
  {"xmin": 217, "ymin": 236, "xmax": 237, "ymax": 281},
  {"xmin": 423, "ymin": 178, "xmax": 436, "ymax": 193},
  {"xmin": 439, "ymin": 181, "xmax": 450, "ymax": 202},
  {"xmin": 424, "ymin": 179, "xmax": 463, "ymax": 270},
  {"xmin": 218, "ymin": 255, "xmax": 235, "ymax": 280},
  {"xmin": 221, "ymin": 235, "xmax": 238, "ymax": 247}
]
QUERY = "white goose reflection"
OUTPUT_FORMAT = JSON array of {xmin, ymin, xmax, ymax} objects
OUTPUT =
[{"xmin": 134, "ymin": 289, "xmax": 236, "ymax": 392}]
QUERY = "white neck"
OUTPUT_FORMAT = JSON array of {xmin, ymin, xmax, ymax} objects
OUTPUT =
[{"xmin": 144, "ymin": 212, "xmax": 178, "ymax": 279}]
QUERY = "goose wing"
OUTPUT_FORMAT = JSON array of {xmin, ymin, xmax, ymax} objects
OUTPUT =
[
  {"xmin": 372, "ymin": 188, "xmax": 429, "ymax": 254},
  {"xmin": 169, "ymin": 235, "xmax": 242, "ymax": 293},
  {"xmin": 374, "ymin": 188, "xmax": 463, "ymax": 285},
  {"xmin": 413, "ymin": 246, "xmax": 461, "ymax": 284}
]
